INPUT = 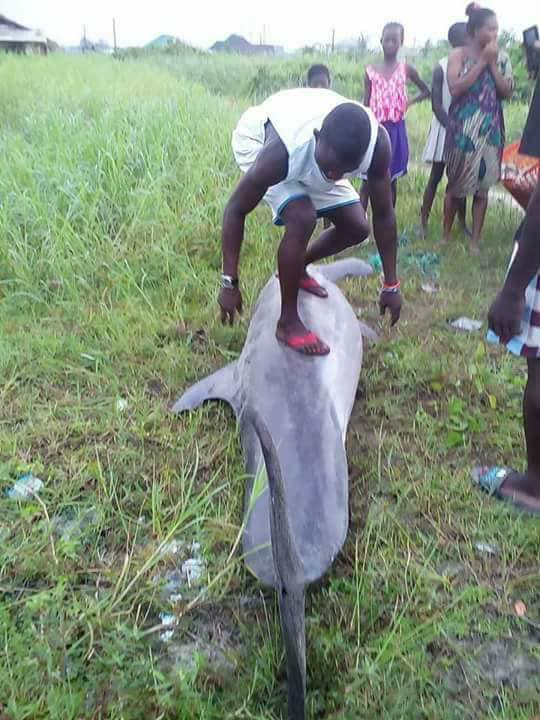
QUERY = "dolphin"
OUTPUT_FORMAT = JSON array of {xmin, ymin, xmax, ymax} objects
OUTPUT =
[{"xmin": 172, "ymin": 258, "xmax": 374, "ymax": 719}]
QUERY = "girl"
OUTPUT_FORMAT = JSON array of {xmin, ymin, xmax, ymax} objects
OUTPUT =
[
  {"xmin": 420, "ymin": 22, "xmax": 469, "ymax": 237},
  {"xmin": 443, "ymin": 4, "xmax": 513, "ymax": 254},
  {"xmin": 362, "ymin": 22, "xmax": 430, "ymax": 208}
]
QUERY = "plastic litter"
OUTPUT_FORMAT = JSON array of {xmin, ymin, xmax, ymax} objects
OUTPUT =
[
  {"xmin": 6, "ymin": 473, "xmax": 44, "ymax": 500},
  {"xmin": 181, "ymin": 558, "xmax": 206, "ymax": 586},
  {"xmin": 52, "ymin": 507, "xmax": 99, "ymax": 541},
  {"xmin": 474, "ymin": 542, "xmax": 500, "ymax": 556},
  {"xmin": 368, "ymin": 245, "xmax": 440, "ymax": 279},
  {"xmin": 450, "ymin": 317, "xmax": 483, "ymax": 332},
  {"xmin": 159, "ymin": 612, "xmax": 178, "ymax": 642}
]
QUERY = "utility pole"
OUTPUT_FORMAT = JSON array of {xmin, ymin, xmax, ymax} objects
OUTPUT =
[
  {"xmin": 112, "ymin": 17, "xmax": 117, "ymax": 52},
  {"xmin": 82, "ymin": 24, "xmax": 87, "ymax": 52},
  {"xmin": 331, "ymin": 28, "xmax": 335, "ymax": 54}
]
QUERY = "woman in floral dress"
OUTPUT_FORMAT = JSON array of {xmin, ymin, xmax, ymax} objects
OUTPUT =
[{"xmin": 443, "ymin": 4, "xmax": 513, "ymax": 254}]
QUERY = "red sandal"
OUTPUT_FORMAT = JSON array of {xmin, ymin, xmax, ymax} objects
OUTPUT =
[
  {"xmin": 276, "ymin": 330, "xmax": 330, "ymax": 356},
  {"xmin": 299, "ymin": 275, "xmax": 328, "ymax": 297}
]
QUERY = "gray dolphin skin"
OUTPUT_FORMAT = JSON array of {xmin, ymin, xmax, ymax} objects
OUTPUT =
[{"xmin": 172, "ymin": 258, "xmax": 374, "ymax": 719}]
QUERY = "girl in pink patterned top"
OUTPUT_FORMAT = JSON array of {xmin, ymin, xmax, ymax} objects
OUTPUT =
[{"xmin": 361, "ymin": 23, "xmax": 430, "ymax": 207}]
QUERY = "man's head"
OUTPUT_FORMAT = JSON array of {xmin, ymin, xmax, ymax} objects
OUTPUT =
[
  {"xmin": 465, "ymin": 4, "xmax": 498, "ymax": 48},
  {"xmin": 381, "ymin": 22, "xmax": 404, "ymax": 60},
  {"xmin": 314, "ymin": 103, "xmax": 370, "ymax": 181},
  {"xmin": 307, "ymin": 64, "xmax": 331, "ymax": 89},
  {"xmin": 448, "ymin": 22, "xmax": 468, "ymax": 48}
]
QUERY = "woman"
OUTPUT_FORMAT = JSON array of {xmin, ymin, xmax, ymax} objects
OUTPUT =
[{"xmin": 443, "ymin": 4, "xmax": 513, "ymax": 254}]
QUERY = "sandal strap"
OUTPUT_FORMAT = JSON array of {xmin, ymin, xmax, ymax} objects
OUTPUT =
[{"xmin": 471, "ymin": 466, "xmax": 513, "ymax": 496}]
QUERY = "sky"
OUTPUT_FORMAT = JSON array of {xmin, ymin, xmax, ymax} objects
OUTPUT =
[{"xmin": 3, "ymin": 0, "xmax": 535, "ymax": 50}]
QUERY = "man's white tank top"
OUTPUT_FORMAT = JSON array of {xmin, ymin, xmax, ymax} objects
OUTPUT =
[{"xmin": 233, "ymin": 88, "xmax": 379, "ymax": 189}]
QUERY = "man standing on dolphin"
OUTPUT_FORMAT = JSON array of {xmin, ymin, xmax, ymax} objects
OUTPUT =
[{"xmin": 218, "ymin": 87, "xmax": 402, "ymax": 356}]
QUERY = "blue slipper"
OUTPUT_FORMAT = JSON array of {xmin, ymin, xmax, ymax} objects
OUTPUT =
[{"xmin": 471, "ymin": 466, "xmax": 540, "ymax": 516}]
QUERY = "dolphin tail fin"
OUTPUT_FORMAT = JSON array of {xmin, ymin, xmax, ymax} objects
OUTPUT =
[
  {"xmin": 312, "ymin": 257, "xmax": 373, "ymax": 283},
  {"xmin": 171, "ymin": 362, "xmax": 239, "ymax": 414},
  {"xmin": 246, "ymin": 408, "xmax": 306, "ymax": 720},
  {"xmin": 279, "ymin": 585, "xmax": 306, "ymax": 720}
]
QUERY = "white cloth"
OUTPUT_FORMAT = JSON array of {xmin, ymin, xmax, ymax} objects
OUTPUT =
[
  {"xmin": 422, "ymin": 57, "xmax": 451, "ymax": 164},
  {"xmin": 232, "ymin": 88, "xmax": 378, "ymax": 224}
]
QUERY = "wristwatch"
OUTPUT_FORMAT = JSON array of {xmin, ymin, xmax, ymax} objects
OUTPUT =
[{"xmin": 221, "ymin": 274, "xmax": 239, "ymax": 290}]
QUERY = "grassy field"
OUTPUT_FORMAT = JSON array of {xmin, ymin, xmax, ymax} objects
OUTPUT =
[{"xmin": 1, "ymin": 52, "xmax": 539, "ymax": 719}]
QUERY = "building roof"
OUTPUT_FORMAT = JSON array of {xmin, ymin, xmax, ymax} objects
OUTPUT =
[
  {"xmin": 211, "ymin": 34, "xmax": 275, "ymax": 55},
  {"xmin": 0, "ymin": 14, "xmax": 47, "ymax": 45}
]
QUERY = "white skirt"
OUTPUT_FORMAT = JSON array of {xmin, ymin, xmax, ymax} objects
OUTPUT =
[{"xmin": 422, "ymin": 116, "xmax": 447, "ymax": 164}]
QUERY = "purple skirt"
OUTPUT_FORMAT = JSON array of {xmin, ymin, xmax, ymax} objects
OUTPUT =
[{"xmin": 382, "ymin": 119, "xmax": 409, "ymax": 181}]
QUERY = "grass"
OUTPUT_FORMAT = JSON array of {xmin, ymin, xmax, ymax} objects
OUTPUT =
[{"xmin": 0, "ymin": 52, "xmax": 539, "ymax": 720}]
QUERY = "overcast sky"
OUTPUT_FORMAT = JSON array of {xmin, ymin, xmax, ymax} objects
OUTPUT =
[{"xmin": 3, "ymin": 0, "xmax": 535, "ymax": 50}]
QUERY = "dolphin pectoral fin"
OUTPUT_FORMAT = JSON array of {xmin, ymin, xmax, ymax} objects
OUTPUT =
[
  {"xmin": 312, "ymin": 258, "xmax": 374, "ymax": 283},
  {"xmin": 171, "ymin": 362, "xmax": 239, "ymax": 414},
  {"xmin": 357, "ymin": 320, "xmax": 379, "ymax": 343}
]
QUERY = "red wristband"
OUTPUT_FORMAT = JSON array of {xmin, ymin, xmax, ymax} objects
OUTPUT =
[{"xmin": 382, "ymin": 280, "xmax": 401, "ymax": 291}]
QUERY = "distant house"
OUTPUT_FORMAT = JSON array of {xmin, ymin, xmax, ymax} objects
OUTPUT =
[
  {"xmin": 146, "ymin": 34, "xmax": 181, "ymax": 49},
  {"xmin": 211, "ymin": 34, "xmax": 276, "ymax": 56},
  {"xmin": 0, "ymin": 14, "xmax": 48, "ymax": 54}
]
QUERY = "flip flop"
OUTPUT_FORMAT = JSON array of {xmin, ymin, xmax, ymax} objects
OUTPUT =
[
  {"xmin": 471, "ymin": 466, "xmax": 540, "ymax": 516},
  {"xmin": 275, "ymin": 272, "xmax": 328, "ymax": 298},
  {"xmin": 276, "ymin": 330, "xmax": 330, "ymax": 356},
  {"xmin": 299, "ymin": 275, "xmax": 328, "ymax": 298}
]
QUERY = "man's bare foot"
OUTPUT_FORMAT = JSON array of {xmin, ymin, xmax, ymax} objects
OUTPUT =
[
  {"xmin": 276, "ymin": 320, "xmax": 330, "ymax": 356},
  {"xmin": 499, "ymin": 472, "xmax": 540, "ymax": 512},
  {"xmin": 459, "ymin": 222, "xmax": 472, "ymax": 238},
  {"xmin": 470, "ymin": 241, "xmax": 480, "ymax": 256},
  {"xmin": 472, "ymin": 466, "xmax": 540, "ymax": 514},
  {"xmin": 441, "ymin": 235, "xmax": 450, "ymax": 245}
]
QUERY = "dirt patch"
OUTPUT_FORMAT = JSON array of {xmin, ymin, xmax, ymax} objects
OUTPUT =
[{"xmin": 440, "ymin": 636, "xmax": 540, "ymax": 716}]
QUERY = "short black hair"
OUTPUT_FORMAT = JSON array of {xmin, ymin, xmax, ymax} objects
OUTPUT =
[
  {"xmin": 307, "ymin": 64, "xmax": 330, "ymax": 85},
  {"xmin": 382, "ymin": 22, "xmax": 405, "ymax": 44},
  {"xmin": 320, "ymin": 103, "xmax": 370, "ymax": 166},
  {"xmin": 465, "ymin": 3, "xmax": 496, "ymax": 36},
  {"xmin": 448, "ymin": 21, "xmax": 467, "ymax": 47}
]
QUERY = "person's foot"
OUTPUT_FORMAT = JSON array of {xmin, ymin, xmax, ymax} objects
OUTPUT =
[
  {"xmin": 459, "ymin": 221, "xmax": 472, "ymax": 238},
  {"xmin": 441, "ymin": 235, "xmax": 450, "ymax": 246},
  {"xmin": 299, "ymin": 271, "xmax": 328, "ymax": 298},
  {"xmin": 471, "ymin": 466, "xmax": 540, "ymax": 514},
  {"xmin": 275, "ymin": 271, "xmax": 328, "ymax": 298},
  {"xmin": 470, "ymin": 240, "xmax": 480, "ymax": 256},
  {"xmin": 276, "ymin": 320, "xmax": 330, "ymax": 356}
]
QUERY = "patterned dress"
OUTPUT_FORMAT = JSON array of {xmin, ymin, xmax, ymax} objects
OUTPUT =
[
  {"xmin": 445, "ymin": 52, "xmax": 513, "ymax": 198},
  {"xmin": 487, "ymin": 74, "xmax": 540, "ymax": 357},
  {"xmin": 366, "ymin": 63, "xmax": 409, "ymax": 181}
]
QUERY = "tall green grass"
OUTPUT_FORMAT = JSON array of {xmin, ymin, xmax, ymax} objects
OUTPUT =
[{"xmin": 1, "ymin": 53, "xmax": 539, "ymax": 719}]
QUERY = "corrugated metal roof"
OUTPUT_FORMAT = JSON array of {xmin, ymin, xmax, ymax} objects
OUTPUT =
[{"xmin": 0, "ymin": 23, "xmax": 47, "ymax": 45}]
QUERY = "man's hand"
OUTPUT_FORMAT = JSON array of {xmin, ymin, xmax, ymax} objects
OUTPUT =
[
  {"xmin": 379, "ymin": 289, "xmax": 402, "ymax": 327},
  {"xmin": 488, "ymin": 288, "xmax": 524, "ymax": 342},
  {"xmin": 219, "ymin": 287, "xmax": 243, "ymax": 326}
]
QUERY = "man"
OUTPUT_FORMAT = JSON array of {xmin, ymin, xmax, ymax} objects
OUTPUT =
[
  {"xmin": 307, "ymin": 64, "xmax": 331, "ymax": 90},
  {"xmin": 472, "ymin": 41, "xmax": 540, "ymax": 513},
  {"xmin": 420, "ymin": 22, "xmax": 470, "ymax": 237},
  {"xmin": 218, "ymin": 87, "xmax": 402, "ymax": 356}
]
